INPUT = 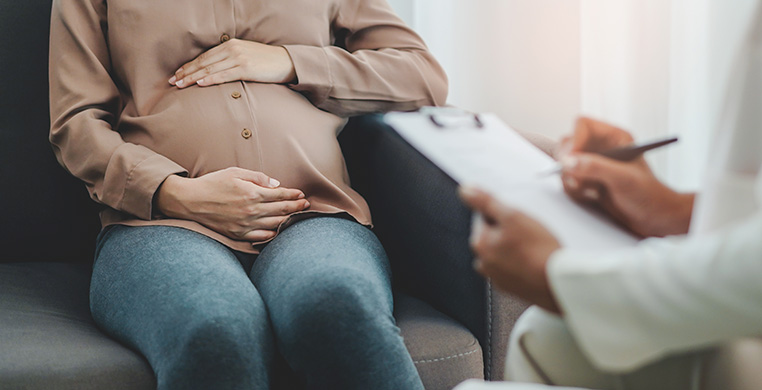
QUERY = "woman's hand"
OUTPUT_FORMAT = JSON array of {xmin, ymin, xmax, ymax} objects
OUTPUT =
[
  {"xmin": 169, "ymin": 39, "xmax": 296, "ymax": 88},
  {"xmin": 459, "ymin": 186, "xmax": 562, "ymax": 314},
  {"xmin": 155, "ymin": 167, "xmax": 309, "ymax": 242},
  {"xmin": 558, "ymin": 117, "xmax": 694, "ymax": 237}
]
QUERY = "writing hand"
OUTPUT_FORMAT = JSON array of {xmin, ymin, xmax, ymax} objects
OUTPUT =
[{"xmin": 559, "ymin": 117, "xmax": 694, "ymax": 237}]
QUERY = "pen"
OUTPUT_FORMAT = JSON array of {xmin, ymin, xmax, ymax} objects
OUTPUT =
[{"xmin": 541, "ymin": 136, "xmax": 679, "ymax": 176}]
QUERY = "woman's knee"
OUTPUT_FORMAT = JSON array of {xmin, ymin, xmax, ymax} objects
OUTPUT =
[
  {"xmin": 152, "ymin": 310, "xmax": 273, "ymax": 390},
  {"xmin": 177, "ymin": 312, "xmax": 269, "ymax": 359},
  {"xmin": 274, "ymin": 266, "xmax": 394, "ymax": 338},
  {"xmin": 158, "ymin": 303, "xmax": 274, "ymax": 375}
]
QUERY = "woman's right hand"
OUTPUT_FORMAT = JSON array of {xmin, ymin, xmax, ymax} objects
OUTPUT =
[
  {"xmin": 558, "ymin": 117, "xmax": 695, "ymax": 237},
  {"xmin": 155, "ymin": 167, "xmax": 310, "ymax": 242}
]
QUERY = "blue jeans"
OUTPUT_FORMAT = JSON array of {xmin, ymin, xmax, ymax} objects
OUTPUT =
[{"xmin": 90, "ymin": 217, "xmax": 423, "ymax": 390}]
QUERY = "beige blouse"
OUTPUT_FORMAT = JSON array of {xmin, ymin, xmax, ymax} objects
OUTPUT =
[{"xmin": 49, "ymin": 0, "xmax": 447, "ymax": 253}]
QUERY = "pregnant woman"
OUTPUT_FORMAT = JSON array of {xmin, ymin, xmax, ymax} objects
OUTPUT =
[{"xmin": 48, "ymin": 1, "xmax": 447, "ymax": 389}]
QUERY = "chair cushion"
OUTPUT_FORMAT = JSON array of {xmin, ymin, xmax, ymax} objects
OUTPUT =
[
  {"xmin": 396, "ymin": 294, "xmax": 484, "ymax": 389},
  {"xmin": 0, "ymin": 262, "xmax": 482, "ymax": 390},
  {"xmin": 0, "ymin": 263, "xmax": 154, "ymax": 390}
]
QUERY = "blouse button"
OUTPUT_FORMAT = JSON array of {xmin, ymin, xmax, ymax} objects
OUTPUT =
[
  {"xmin": 231, "ymin": 91, "xmax": 242, "ymax": 99},
  {"xmin": 220, "ymin": 33, "xmax": 231, "ymax": 43},
  {"xmin": 241, "ymin": 128, "xmax": 252, "ymax": 139}
]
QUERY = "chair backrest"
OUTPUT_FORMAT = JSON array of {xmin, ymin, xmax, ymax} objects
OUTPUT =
[{"xmin": 0, "ymin": 0, "xmax": 101, "ymax": 263}]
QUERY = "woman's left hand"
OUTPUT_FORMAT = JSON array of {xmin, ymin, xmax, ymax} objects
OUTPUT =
[
  {"xmin": 169, "ymin": 39, "xmax": 296, "ymax": 88},
  {"xmin": 459, "ymin": 186, "xmax": 563, "ymax": 314}
]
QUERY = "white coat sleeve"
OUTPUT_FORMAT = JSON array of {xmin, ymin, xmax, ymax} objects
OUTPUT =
[
  {"xmin": 548, "ymin": 175, "xmax": 762, "ymax": 372},
  {"xmin": 548, "ymin": 3, "xmax": 762, "ymax": 373}
]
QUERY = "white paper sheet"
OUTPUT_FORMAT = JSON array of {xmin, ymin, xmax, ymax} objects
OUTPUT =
[{"xmin": 385, "ymin": 110, "xmax": 639, "ymax": 250}]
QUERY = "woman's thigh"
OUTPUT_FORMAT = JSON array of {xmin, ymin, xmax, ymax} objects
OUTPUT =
[
  {"xmin": 250, "ymin": 217, "xmax": 422, "ymax": 389},
  {"xmin": 251, "ymin": 217, "xmax": 393, "ymax": 315},
  {"xmin": 90, "ymin": 225, "xmax": 274, "ymax": 390},
  {"xmin": 250, "ymin": 217, "xmax": 393, "ymax": 321}
]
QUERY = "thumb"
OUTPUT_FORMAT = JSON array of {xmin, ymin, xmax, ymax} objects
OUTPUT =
[
  {"xmin": 232, "ymin": 168, "xmax": 280, "ymax": 188},
  {"xmin": 459, "ymin": 186, "xmax": 515, "ymax": 226},
  {"xmin": 459, "ymin": 186, "xmax": 493, "ymax": 215},
  {"xmin": 554, "ymin": 135, "xmax": 573, "ymax": 161},
  {"xmin": 561, "ymin": 153, "xmax": 634, "ymax": 189}
]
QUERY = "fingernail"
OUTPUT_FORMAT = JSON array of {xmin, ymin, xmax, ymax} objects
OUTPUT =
[
  {"xmin": 577, "ymin": 155, "xmax": 590, "ymax": 169},
  {"xmin": 168, "ymin": 76, "xmax": 176, "ymax": 85},
  {"xmin": 458, "ymin": 185, "xmax": 479, "ymax": 199},
  {"xmin": 564, "ymin": 176, "xmax": 579, "ymax": 190},
  {"xmin": 559, "ymin": 143, "xmax": 572, "ymax": 157},
  {"xmin": 197, "ymin": 79, "xmax": 204, "ymax": 85},
  {"xmin": 176, "ymin": 79, "xmax": 184, "ymax": 87},
  {"xmin": 561, "ymin": 156, "xmax": 579, "ymax": 171},
  {"xmin": 304, "ymin": 201, "xmax": 311, "ymax": 208},
  {"xmin": 298, "ymin": 192, "xmax": 305, "ymax": 199},
  {"xmin": 269, "ymin": 178, "xmax": 280, "ymax": 188},
  {"xmin": 486, "ymin": 228, "xmax": 503, "ymax": 246},
  {"xmin": 473, "ymin": 258, "xmax": 484, "ymax": 271},
  {"xmin": 469, "ymin": 232, "xmax": 478, "ymax": 247},
  {"xmin": 583, "ymin": 188, "xmax": 600, "ymax": 201}
]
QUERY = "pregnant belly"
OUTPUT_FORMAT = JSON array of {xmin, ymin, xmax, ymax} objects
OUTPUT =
[{"xmin": 116, "ymin": 82, "xmax": 347, "ymax": 179}]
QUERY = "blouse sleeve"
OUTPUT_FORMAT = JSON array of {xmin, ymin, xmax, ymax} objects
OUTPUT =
[
  {"xmin": 48, "ymin": 0, "xmax": 187, "ymax": 220},
  {"xmin": 282, "ymin": 0, "xmax": 448, "ymax": 117}
]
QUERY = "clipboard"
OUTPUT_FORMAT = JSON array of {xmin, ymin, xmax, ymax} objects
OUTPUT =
[{"xmin": 384, "ymin": 108, "xmax": 639, "ymax": 250}]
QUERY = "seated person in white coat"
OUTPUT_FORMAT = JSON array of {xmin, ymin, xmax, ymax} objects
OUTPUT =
[{"xmin": 455, "ymin": 3, "xmax": 762, "ymax": 390}]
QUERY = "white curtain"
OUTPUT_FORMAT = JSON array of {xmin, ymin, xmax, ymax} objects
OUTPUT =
[
  {"xmin": 388, "ymin": 0, "xmax": 756, "ymax": 191},
  {"xmin": 580, "ymin": 0, "xmax": 756, "ymax": 190},
  {"xmin": 408, "ymin": 0, "xmax": 582, "ymax": 145}
]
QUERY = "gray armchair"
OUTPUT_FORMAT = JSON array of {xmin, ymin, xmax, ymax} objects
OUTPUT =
[
  {"xmin": 339, "ymin": 115, "xmax": 530, "ymax": 386},
  {"xmin": 0, "ymin": 0, "xmax": 527, "ymax": 388}
]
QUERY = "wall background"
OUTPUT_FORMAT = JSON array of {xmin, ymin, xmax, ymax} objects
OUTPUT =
[
  {"xmin": 384, "ymin": 0, "xmax": 754, "ymax": 191},
  {"xmin": 386, "ymin": 0, "xmax": 581, "ymax": 140}
]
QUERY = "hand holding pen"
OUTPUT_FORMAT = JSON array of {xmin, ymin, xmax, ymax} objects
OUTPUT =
[
  {"xmin": 556, "ymin": 117, "xmax": 694, "ymax": 237},
  {"xmin": 543, "ymin": 136, "xmax": 678, "ymax": 176}
]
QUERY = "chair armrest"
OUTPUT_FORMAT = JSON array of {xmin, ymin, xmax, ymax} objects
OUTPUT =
[{"xmin": 339, "ymin": 114, "xmax": 529, "ymax": 380}]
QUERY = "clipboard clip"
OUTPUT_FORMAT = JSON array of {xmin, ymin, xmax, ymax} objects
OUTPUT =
[{"xmin": 428, "ymin": 112, "xmax": 484, "ymax": 130}]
